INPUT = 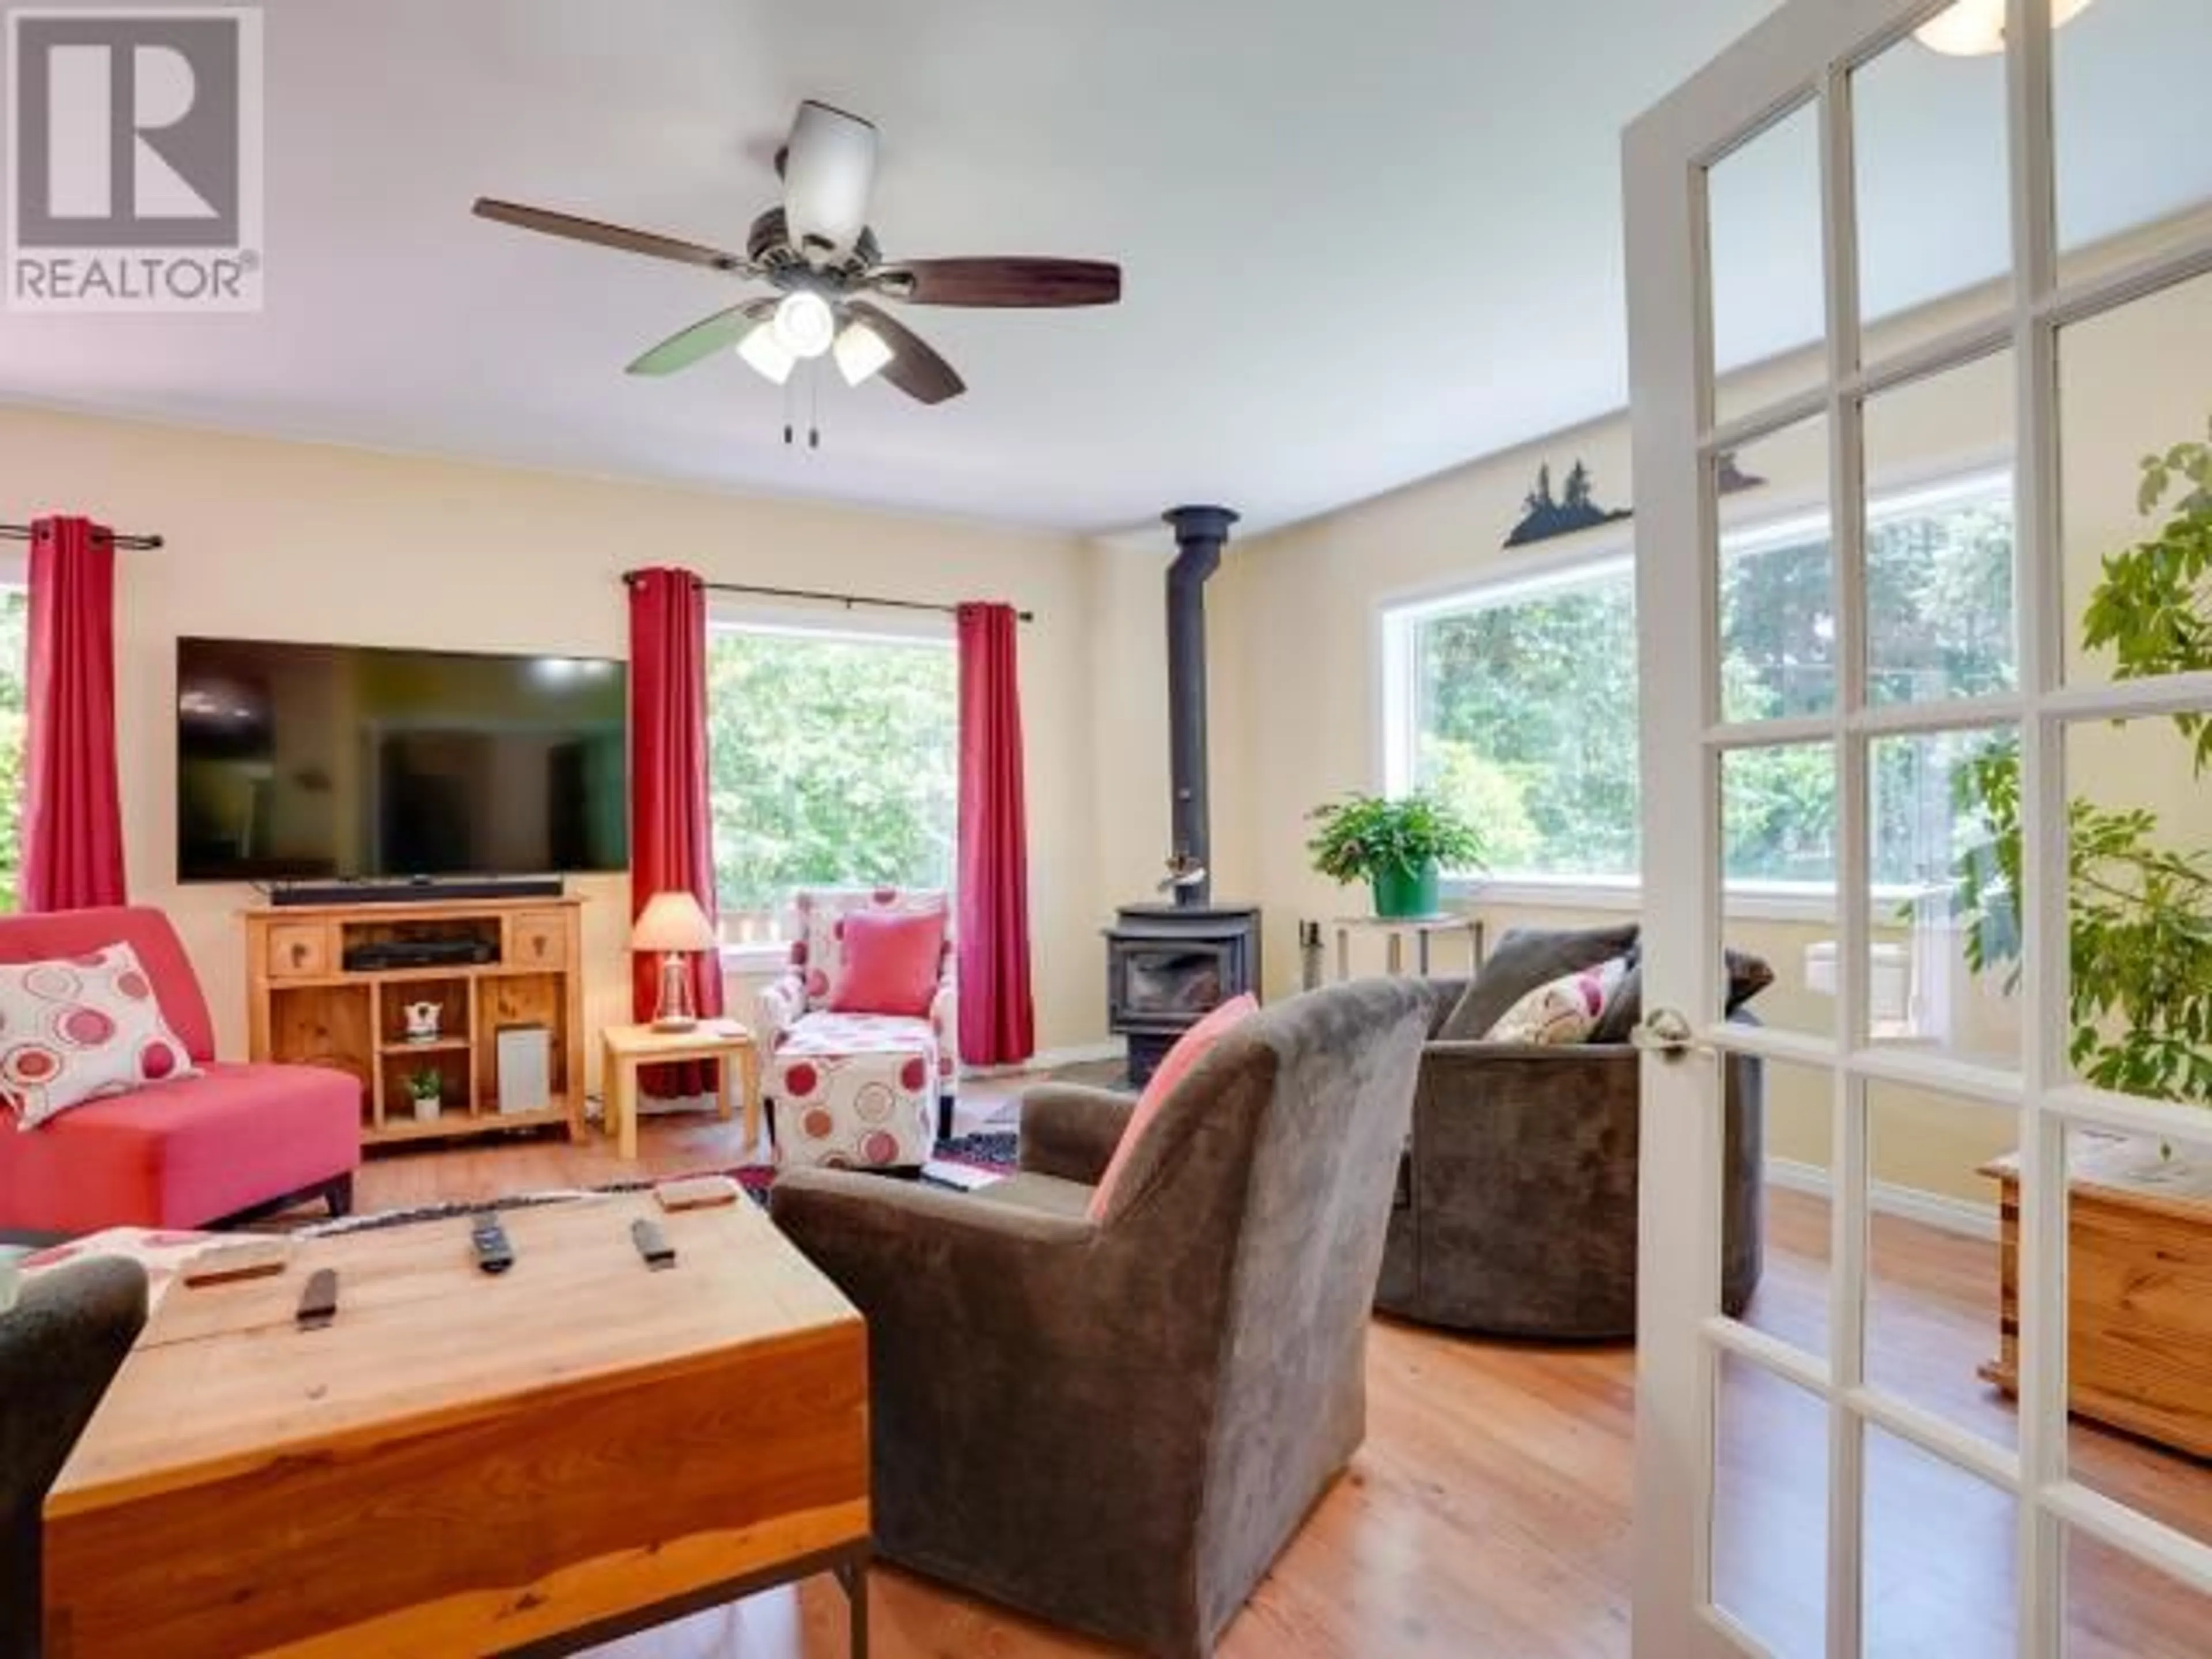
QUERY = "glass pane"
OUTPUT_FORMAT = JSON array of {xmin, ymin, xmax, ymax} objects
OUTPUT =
[
  {"xmin": 704, "ymin": 629, "xmax": 957, "ymax": 912},
  {"xmin": 2067, "ymin": 1525, "xmax": 2212, "ymax": 1658},
  {"xmin": 1713, "ymin": 1349, "xmax": 1827, "ymax": 1656},
  {"xmin": 1868, "ymin": 726, "xmax": 2022, "ymax": 1068},
  {"xmin": 2060, "ymin": 714, "xmax": 2212, "ymax": 1108},
  {"xmin": 2054, "ymin": 0, "xmax": 2212, "ymax": 287},
  {"xmin": 1720, "ymin": 746, "xmax": 1840, "ymax": 1050},
  {"xmin": 1855, "ymin": 23, "xmax": 2012, "ymax": 359},
  {"xmin": 1709, "ymin": 101, "xmax": 1827, "ymax": 429},
  {"xmin": 1863, "ymin": 1424, "xmax": 2017, "ymax": 1657},
  {"xmin": 2058, "ymin": 270, "xmax": 2212, "ymax": 689},
  {"xmin": 1735, "ymin": 1058, "xmax": 1833, "ymax": 1360},
  {"xmin": 1719, "ymin": 414, "xmax": 1835, "ymax": 723},
  {"xmin": 1865, "ymin": 1081, "xmax": 2019, "ymax": 1448},
  {"xmin": 1407, "ymin": 563, "xmax": 1639, "ymax": 881},
  {"xmin": 2062, "ymin": 1118, "xmax": 2212, "ymax": 1551},
  {"xmin": 1861, "ymin": 355, "xmax": 2017, "ymax": 707}
]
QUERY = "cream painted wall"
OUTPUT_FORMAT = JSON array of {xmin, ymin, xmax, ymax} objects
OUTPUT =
[
  {"xmin": 0, "ymin": 406, "xmax": 1115, "ymax": 1085},
  {"xmin": 1214, "ymin": 232, "xmax": 2212, "ymax": 1210}
]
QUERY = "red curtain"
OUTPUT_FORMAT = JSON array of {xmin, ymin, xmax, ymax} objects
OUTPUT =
[
  {"xmin": 628, "ymin": 567, "xmax": 723, "ymax": 1098},
  {"xmin": 20, "ymin": 517, "xmax": 126, "ymax": 912},
  {"xmin": 956, "ymin": 603, "xmax": 1035, "ymax": 1065}
]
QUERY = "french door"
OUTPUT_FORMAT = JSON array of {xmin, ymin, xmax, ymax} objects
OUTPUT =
[{"xmin": 1627, "ymin": 0, "xmax": 2212, "ymax": 1654}]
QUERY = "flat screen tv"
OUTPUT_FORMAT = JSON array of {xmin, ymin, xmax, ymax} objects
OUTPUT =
[{"xmin": 176, "ymin": 638, "xmax": 628, "ymax": 884}]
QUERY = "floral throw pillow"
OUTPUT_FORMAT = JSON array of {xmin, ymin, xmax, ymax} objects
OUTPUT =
[
  {"xmin": 1483, "ymin": 955, "xmax": 1633, "ymax": 1046},
  {"xmin": 0, "ymin": 944, "xmax": 200, "ymax": 1131}
]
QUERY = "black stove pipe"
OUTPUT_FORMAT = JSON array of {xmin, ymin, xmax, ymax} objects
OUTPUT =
[{"xmin": 1162, "ymin": 505, "xmax": 1240, "ymax": 910}]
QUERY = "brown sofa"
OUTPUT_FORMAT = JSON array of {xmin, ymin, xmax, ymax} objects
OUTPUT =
[
  {"xmin": 770, "ymin": 977, "xmax": 1439, "ymax": 1658},
  {"xmin": 1375, "ymin": 978, "xmax": 1766, "ymax": 1339}
]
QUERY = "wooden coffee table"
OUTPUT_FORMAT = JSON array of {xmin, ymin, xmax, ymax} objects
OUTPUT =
[
  {"xmin": 44, "ymin": 1194, "xmax": 869, "ymax": 1657},
  {"xmin": 601, "ymin": 1020, "xmax": 762, "ymax": 1162}
]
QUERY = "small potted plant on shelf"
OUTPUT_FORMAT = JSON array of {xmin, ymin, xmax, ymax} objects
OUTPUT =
[
  {"xmin": 1306, "ymin": 791, "xmax": 1486, "ymax": 920},
  {"xmin": 406, "ymin": 1067, "xmax": 444, "ymax": 1125}
]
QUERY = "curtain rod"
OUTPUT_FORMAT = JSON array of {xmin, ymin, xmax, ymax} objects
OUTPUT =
[
  {"xmin": 624, "ymin": 572, "xmax": 1035, "ymax": 624},
  {"xmin": 1, "ymin": 522, "xmax": 164, "ymax": 551}
]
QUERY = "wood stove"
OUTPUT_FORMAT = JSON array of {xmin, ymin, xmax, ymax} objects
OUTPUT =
[
  {"xmin": 1107, "ymin": 904, "xmax": 1263, "ymax": 1085},
  {"xmin": 1105, "ymin": 505, "xmax": 1263, "ymax": 1085}
]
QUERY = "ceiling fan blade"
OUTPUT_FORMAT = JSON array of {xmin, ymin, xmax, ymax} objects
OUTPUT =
[
  {"xmin": 626, "ymin": 302, "xmax": 773, "ymax": 377},
  {"xmin": 846, "ymin": 301, "xmax": 965, "ymax": 405},
  {"xmin": 472, "ymin": 198, "xmax": 753, "ymax": 274},
  {"xmin": 780, "ymin": 101, "xmax": 878, "ymax": 264},
  {"xmin": 872, "ymin": 257, "xmax": 1122, "ymax": 308}
]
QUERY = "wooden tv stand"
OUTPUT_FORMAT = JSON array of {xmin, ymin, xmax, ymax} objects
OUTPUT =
[{"xmin": 245, "ymin": 897, "xmax": 586, "ymax": 1148}]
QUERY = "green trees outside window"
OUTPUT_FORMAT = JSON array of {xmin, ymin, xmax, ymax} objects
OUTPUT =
[
  {"xmin": 706, "ymin": 627, "xmax": 958, "ymax": 918},
  {"xmin": 1403, "ymin": 476, "xmax": 2015, "ymax": 889}
]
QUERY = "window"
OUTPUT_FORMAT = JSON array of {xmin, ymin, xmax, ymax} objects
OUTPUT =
[
  {"xmin": 1382, "ymin": 471, "xmax": 2015, "ymax": 895},
  {"xmin": 706, "ymin": 621, "xmax": 958, "ymax": 924}
]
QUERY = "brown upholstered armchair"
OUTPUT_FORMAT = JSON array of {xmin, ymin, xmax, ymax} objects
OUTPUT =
[
  {"xmin": 2, "ymin": 1255, "xmax": 147, "ymax": 1659},
  {"xmin": 770, "ymin": 978, "xmax": 1440, "ymax": 1658},
  {"xmin": 1374, "ymin": 979, "xmax": 1764, "ymax": 1339}
]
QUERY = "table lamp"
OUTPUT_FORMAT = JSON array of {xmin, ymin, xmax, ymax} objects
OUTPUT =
[{"xmin": 632, "ymin": 891, "xmax": 716, "ymax": 1031}]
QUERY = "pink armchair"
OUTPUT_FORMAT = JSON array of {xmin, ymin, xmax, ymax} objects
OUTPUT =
[
  {"xmin": 755, "ymin": 887, "xmax": 957, "ymax": 1169},
  {"xmin": 0, "ymin": 908, "xmax": 359, "ymax": 1234}
]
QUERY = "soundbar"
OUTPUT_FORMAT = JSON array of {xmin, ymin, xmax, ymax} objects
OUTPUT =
[
  {"xmin": 269, "ymin": 877, "xmax": 564, "ymax": 909},
  {"xmin": 341, "ymin": 938, "xmax": 498, "ymax": 972}
]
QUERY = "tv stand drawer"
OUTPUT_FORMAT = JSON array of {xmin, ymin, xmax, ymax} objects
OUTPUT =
[
  {"xmin": 509, "ymin": 911, "xmax": 568, "ymax": 969},
  {"xmin": 264, "ymin": 923, "xmax": 332, "ymax": 980}
]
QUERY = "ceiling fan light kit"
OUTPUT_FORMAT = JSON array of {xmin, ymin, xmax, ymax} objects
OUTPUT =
[
  {"xmin": 771, "ymin": 290, "xmax": 837, "ymax": 358},
  {"xmin": 833, "ymin": 320, "xmax": 894, "ymax": 388},
  {"xmin": 1915, "ymin": 0, "xmax": 2096, "ymax": 57},
  {"xmin": 736, "ymin": 326, "xmax": 797, "ymax": 386}
]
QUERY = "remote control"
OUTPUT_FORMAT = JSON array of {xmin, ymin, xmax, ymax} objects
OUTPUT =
[
  {"xmin": 183, "ymin": 1237, "xmax": 293, "ymax": 1287},
  {"xmin": 631, "ymin": 1217, "xmax": 676, "ymax": 1271},
  {"xmin": 471, "ymin": 1213, "xmax": 514, "ymax": 1275},
  {"xmin": 653, "ymin": 1175, "xmax": 739, "ymax": 1213},
  {"xmin": 296, "ymin": 1268, "xmax": 338, "ymax": 1331}
]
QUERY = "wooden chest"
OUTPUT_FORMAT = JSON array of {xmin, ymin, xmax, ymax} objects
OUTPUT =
[{"xmin": 1980, "ymin": 1138, "xmax": 2212, "ymax": 1460}]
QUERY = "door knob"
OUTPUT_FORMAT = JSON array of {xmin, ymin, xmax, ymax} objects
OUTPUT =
[{"xmin": 1631, "ymin": 1007, "xmax": 1698, "ymax": 1056}]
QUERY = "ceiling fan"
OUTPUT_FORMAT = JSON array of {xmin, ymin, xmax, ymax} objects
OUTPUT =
[{"xmin": 473, "ymin": 100, "xmax": 1122, "ymax": 408}]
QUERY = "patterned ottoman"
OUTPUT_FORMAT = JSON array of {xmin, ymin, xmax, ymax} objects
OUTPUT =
[
  {"xmin": 769, "ymin": 1014, "xmax": 941, "ymax": 1169},
  {"xmin": 755, "ymin": 888, "xmax": 956, "ymax": 1171}
]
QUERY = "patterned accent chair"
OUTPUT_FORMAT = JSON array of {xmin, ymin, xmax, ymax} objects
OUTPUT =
[{"xmin": 755, "ymin": 887, "xmax": 958, "ymax": 1170}]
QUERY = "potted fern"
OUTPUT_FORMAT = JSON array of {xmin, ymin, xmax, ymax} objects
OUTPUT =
[{"xmin": 1307, "ymin": 791, "xmax": 1486, "ymax": 919}]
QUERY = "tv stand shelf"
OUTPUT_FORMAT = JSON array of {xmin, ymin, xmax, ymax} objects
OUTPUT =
[{"xmin": 245, "ymin": 897, "xmax": 587, "ymax": 1148}]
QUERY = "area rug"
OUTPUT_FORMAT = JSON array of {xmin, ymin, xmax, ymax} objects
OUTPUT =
[{"xmin": 301, "ymin": 1130, "xmax": 1023, "ymax": 1239}]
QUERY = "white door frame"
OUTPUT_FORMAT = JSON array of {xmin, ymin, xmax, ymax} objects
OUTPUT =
[{"xmin": 1626, "ymin": 0, "xmax": 2212, "ymax": 1654}]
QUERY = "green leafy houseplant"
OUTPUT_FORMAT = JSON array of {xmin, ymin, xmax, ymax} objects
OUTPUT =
[
  {"xmin": 406, "ymin": 1067, "xmax": 444, "ymax": 1120},
  {"xmin": 1950, "ymin": 421, "xmax": 2212, "ymax": 1107},
  {"xmin": 1307, "ymin": 792, "xmax": 1485, "ymax": 919}
]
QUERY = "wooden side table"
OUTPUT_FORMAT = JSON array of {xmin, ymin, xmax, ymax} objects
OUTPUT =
[
  {"xmin": 601, "ymin": 1021, "xmax": 761, "ymax": 1162},
  {"xmin": 1331, "ymin": 915, "xmax": 1487, "ymax": 982}
]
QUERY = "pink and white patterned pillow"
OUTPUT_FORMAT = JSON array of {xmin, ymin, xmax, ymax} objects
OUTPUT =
[
  {"xmin": 0, "ymin": 944, "xmax": 200, "ymax": 1130},
  {"xmin": 1484, "ymin": 955, "xmax": 1633, "ymax": 1046}
]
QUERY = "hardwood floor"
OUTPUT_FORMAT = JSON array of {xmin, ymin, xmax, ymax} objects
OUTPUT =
[{"xmin": 332, "ymin": 1112, "xmax": 2211, "ymax": 1657}]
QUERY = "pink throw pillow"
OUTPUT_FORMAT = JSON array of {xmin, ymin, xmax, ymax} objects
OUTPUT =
[
  {"xmin": 827, "ymin": 910, "xmax": 947, "ymax": 1018},
  {"xmin": 1, "ymin": 943, "xmax": 200, "ymax": 1131},
  {"xmin": 1088, "ymin": 994, "xmax": 1259, "ymax": 1221}
]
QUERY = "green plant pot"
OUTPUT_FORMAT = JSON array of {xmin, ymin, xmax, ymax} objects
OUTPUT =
[{"xmin": 1370, "ymin": 861, "xmax": 1441, "ymax": 920}]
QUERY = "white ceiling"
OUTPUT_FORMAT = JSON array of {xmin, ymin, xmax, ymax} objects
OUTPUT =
[{"xmin": 2, "ymin": 0, "xmax": 2204, "ymax": 537}]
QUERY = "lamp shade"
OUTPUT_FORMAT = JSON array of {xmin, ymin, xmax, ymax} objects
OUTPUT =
[{"xmin": 632, "ymin": 891, "xmax": 715, "ymax": 954}]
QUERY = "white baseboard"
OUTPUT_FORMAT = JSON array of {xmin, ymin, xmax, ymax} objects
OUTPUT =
[
  {"xmin": 1766, "ymin": 1157, "xmax": 1998, "ymax": 1242},
  {"xmin": 963, "ymin": 1040, "xmax": 1125, "ymax": 1080}
]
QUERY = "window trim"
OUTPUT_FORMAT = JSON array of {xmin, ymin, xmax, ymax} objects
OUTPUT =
[
  {"xmin": 706, "ymin": 601, "xmax": 955, "ymax": 649},
  {"xmin": 1379, "ymin": 463, "xmax": 2017, "ymax": 906}
]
